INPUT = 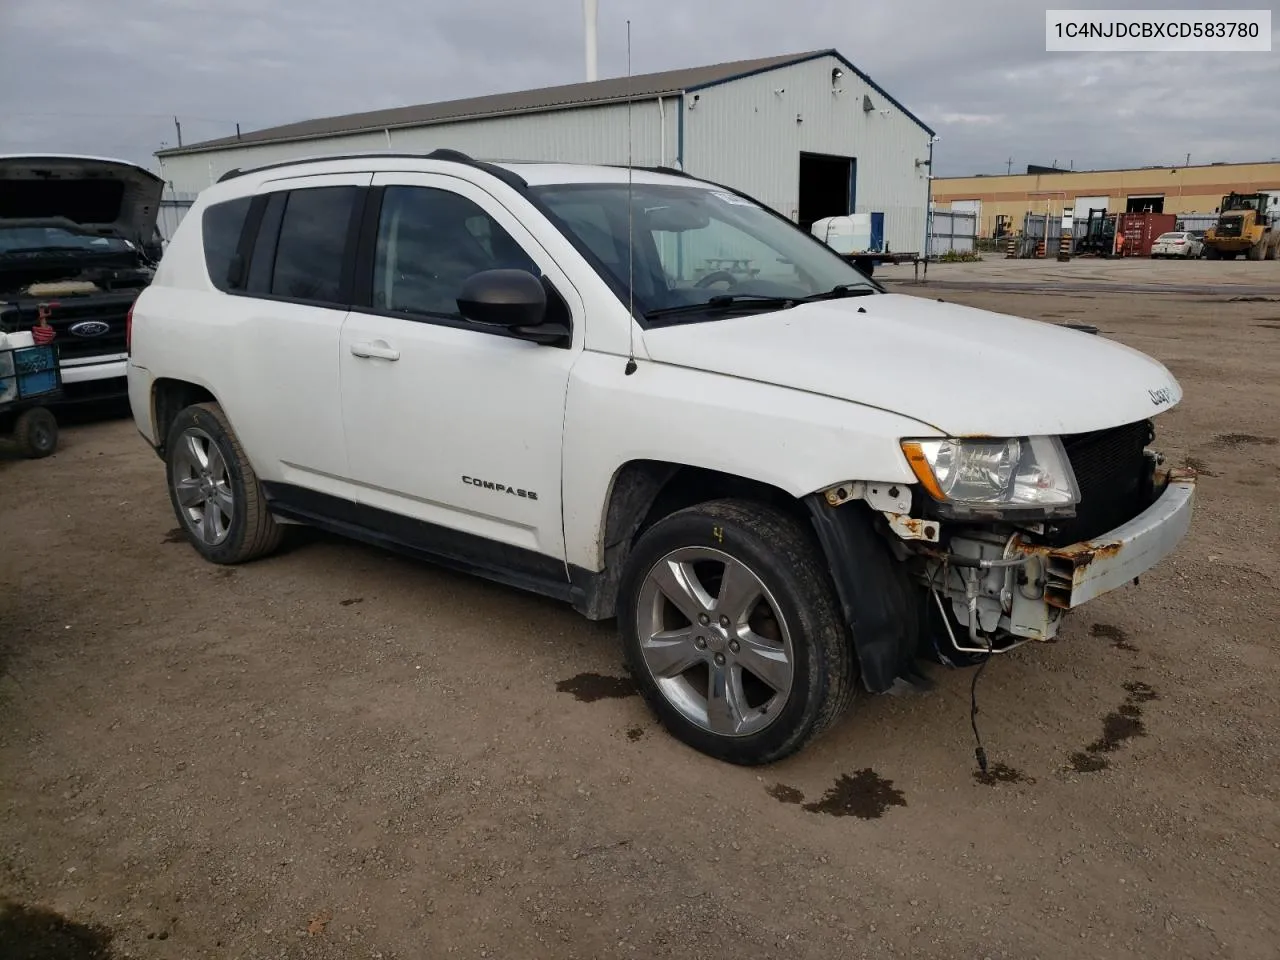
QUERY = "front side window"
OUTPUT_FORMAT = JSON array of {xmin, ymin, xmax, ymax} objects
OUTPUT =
[
  {"xmin": 372, "ymin": 186, "xmax": 537, "ymax": 318},
  {"xmin": 532, "ymin": 182, "xmax": 879, "ymax": 322},
  {"xmin": 270, "ymin": 186, "xmax": 358, "ymax": 303}
]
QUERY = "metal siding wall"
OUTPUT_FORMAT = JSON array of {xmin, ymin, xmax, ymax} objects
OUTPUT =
[
  {"xmin": 157, "ymin": 102, "xmax": 680, "ymax": 196},
  {"xmin": 157, "ymin": 193, "xmax": 197, "ymax": 241},
  {"xmin": 681, "ymin": 54, "xmax": 931, "ymax": 254},
  {"xmin": 927, "ymin": 210, "xmax": 976, "ymax": 255}
]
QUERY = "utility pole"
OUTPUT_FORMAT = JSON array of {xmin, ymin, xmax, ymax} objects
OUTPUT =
[
  {"xmin": 1006, "ymin": 156, "xmax": 1013, "ymax": 175},
  {"xmin": 173, "ymin": 116, "xmax": 182, "ymax": 148},
  {"xmin": 1185, "ymin": 152, "xmax": 1191, "ymax": 167}
]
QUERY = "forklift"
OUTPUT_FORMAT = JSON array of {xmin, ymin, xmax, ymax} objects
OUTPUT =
[{"xmin": 1073, "ymin": 208, "xmax": 1118, "ymax": 256}]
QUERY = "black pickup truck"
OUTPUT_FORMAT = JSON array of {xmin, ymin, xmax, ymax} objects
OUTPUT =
[{"xmin": 0, "ymin": 155, "xmax": 164, "ymax": 404}]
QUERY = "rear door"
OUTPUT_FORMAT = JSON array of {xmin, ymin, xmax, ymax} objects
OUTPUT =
[
  {"xmin": 226, "ymin": 172, "xmax": 370, "ymax": 496},
  {"xmin": 337, "ymin": 173, "xmax": 582, "ymax": 575}
]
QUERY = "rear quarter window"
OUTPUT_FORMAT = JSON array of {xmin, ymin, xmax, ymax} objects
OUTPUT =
[{"xmin": 201, "ymin": 196, "xmax": 252, "ymax": 291}]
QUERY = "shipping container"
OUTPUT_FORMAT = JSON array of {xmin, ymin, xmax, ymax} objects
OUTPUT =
[{"xmin": 1118, "ymin": 212, "xmax": 1176, "ymax": 257}]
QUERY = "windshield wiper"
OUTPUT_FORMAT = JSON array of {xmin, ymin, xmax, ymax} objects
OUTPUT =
[
  {"xmin": 645, "ymin": 294, "xmax": 795, "ymax": 321},
  {"xmin": 793, "ymin": 284, "xmax": 877, "ymax": 302},
  {"xmin": 645, "ymin": 286, "xmax": 877, "ymax": 323}
]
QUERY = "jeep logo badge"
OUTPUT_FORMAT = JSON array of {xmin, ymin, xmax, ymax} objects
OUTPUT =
[{"xmin": 69, "ymin": 320, "xmax": 110, "ymax": 338}]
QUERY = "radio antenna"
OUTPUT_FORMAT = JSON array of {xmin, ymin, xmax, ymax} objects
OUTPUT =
[{"xmin": 624, "ymin": 18, "xmax": 637, "ymax": 376}]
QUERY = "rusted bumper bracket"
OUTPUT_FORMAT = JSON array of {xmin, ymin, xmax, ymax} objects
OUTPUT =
[{"xmin": 1015, "ymin": 469, "xmax": 1196, "ymax": 610}]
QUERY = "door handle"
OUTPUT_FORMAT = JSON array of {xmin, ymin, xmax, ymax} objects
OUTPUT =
[{"xmin": 350, "ymin": 340, "xmax": 400, "ymax": 361}]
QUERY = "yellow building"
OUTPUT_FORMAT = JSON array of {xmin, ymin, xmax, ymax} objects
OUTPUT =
[{"xmin": 933, "ymin": 161, "xmax": 1280, "ymax": 238}]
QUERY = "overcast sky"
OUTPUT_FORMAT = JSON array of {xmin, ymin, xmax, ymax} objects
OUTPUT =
[{"xmin": 1, "ymin": 0, "xmax": 1276, "ymax": 178}]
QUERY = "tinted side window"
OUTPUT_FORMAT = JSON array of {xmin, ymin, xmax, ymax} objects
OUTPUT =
[
  {"xmin": 372, "ymin": 186, "xmax": 536, "ymax": 318},
  {"xmin": 246, "ymin": 192, "xmax": 287, "ymax": 293},
  {"xmin": 201, "ymin": 196, "xmax": 252, "ymax": 291},
  {"xmin": 270, "ymin": 186, "xmax": 358, "ymax": 303}
]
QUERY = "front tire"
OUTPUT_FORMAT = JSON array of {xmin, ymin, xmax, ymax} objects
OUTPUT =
[
  {"xmin": 164, "ymin": 402, "xmax": 282, "ymax": 564},
  {"xmin": 618, "ymin": 500, "xmax": 854, "ymax": 765}
]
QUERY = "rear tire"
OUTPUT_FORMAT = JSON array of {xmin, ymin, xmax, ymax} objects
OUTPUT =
[
  {"xmin": 164, "ymin": 402, "xmax": 282, "ymax": 564},
  {"xmin": 1206, "ymin": 247, "xmax": 1221, "ymax": 260},
  {"xmin": 1266, "ymin": 235, "xmax": 1279, "ymax": 261},
  {"xmin": 13, "ymin": 407, "xmax": 57, "ymax": 458},
  {"xmin": 618, "ymin": 499, "xmax": 854, "ymax": 765},
  {"xmin": 1247, "ymin": 238, "xmax": 1266, "ymax": 261}
]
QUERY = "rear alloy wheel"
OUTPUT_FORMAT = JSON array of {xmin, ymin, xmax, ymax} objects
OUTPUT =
[
  {"xmin": 619, "ymin": 500, "xmax": 854, "ymax": 765},
  {"xmin": 165, "ymin": 402, "xmax": 282, "ymax": 564},
  {"xmin": 13, "ymin": 407, "xmax": 57, "ymax": 458}
]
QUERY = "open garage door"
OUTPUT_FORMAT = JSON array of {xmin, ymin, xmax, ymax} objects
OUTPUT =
[{"xmin": 1126, "ymin": 195, "xmax": 1164, "ymax": 213}]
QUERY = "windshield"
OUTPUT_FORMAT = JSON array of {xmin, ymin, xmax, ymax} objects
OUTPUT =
[
  {"xmin": 0, "ymin": 224, "xmax": 133, "ymax": 255},
  {"xmin": 530, "ymin": 182, "xmax": 878, "ymax": 321}
]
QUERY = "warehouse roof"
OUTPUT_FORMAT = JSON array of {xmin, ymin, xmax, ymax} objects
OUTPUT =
[{"xmin": 158, "ymin": 48, "xmax": 932, "ymax": 157}]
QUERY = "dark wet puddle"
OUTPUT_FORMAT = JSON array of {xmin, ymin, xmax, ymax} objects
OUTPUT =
[
  {"xmin": 767, "ymin": 783, "xmax": 804, "ymax": 804},
  {"xmin": 1071, "ymin": 680, "xmax": 1159, "ymax": 772},
  {"xmin": 556, "ymin": 672, "xmax": 637, "ymax": 702},
  {"xmin": 801, "ymin": 770, "xmax": 907, "ymax": 819},
  {"xmin": 974, "ymin": 762, "xmax": 1035, "ymax": 786},
  {"xmin": 1184, "ymin": 456, "xmax": 1218, "ymax": 478},
  {"xmin": 0, "ymin": 900, "xmax": 115, "ymax": 959},
  {"xmin": 1090, "ymin": 622, "xmax": 1138, "ymax": 652},
  {"xmin": 625, "ymin": 726, "xmax": 645, "ymax": 742},
  {"xmin": 1213, "ymin": 433, "xmax": 1278, "ymax": 448}
]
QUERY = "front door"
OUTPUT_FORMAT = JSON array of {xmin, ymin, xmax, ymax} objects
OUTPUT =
[{"xmin": 338, "ymin": 173, "xmax": 582, "ymax": 578}]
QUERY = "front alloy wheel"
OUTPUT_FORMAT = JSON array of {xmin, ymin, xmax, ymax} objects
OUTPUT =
[
  {"xmin": 636, "ymin": 547, "xmax": 794, "ymax": 737},
  {"xmin": 619, "ymin": 499, "xmax": 855, "ymax": 765}
]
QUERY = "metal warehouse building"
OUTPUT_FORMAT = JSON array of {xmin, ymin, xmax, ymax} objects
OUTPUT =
[{"xmin": 155, "ymin": 49, "xmax": 935, "ymax": 254}]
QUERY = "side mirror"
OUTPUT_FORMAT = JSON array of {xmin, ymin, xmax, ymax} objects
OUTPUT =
[{"xmin": 457, "ymin": 269, "xmax": 547, "ymax": 328}]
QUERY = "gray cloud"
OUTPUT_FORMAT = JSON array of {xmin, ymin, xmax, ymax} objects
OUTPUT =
[{"xmin": 1, "ymin": 0, "xmax": 1275, "ymax": 176}]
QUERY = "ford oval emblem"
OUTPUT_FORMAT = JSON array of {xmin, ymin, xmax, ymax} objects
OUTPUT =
[{"xmin": 69, "ymin": 320, "xmax": 111, "ymax": 338}]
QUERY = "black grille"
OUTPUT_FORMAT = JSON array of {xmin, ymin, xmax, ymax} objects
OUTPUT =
[
  {"xmin": 1047, "ymin": 419, "xmax": 1153, "ymax": 546},
  {"xmin": 1215, "ymin": 216, "xmax": 1243, "ymax": 239},
  {"xmin": 9, "ymin": 295, "xmax": 131, "ymax": 361}
]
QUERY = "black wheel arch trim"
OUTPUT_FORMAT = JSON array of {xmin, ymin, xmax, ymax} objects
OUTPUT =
[{"xmin": 803, "ymin": 494, "xmax": 919, "ymax": 694}]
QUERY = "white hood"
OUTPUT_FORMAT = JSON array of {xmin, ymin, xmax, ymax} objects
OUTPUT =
[
  {"xmin": 0, "ymin": 154, "xmax": 164, "ymax": 247},
  {"xmin": 641, "ymin": 294, "xmax": 1182, "ymax": 437}
]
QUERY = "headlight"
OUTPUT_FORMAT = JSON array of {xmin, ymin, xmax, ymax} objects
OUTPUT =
[{"xmin": 900, "ymin": 436, "xmax": 1079, "ymax": 510}]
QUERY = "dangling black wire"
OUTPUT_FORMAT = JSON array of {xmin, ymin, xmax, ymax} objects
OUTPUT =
[{"xmin": 970, "ymin": 628, "xmax": 993, "ymax": 775}]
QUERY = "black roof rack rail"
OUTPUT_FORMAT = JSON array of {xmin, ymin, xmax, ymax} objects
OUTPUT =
[
  {"xmin": 423, "ymin": 148, "xmax": 528, "ymax": 191},
  {"xmin": 213, "ymin": 150, "xmax": 528, "ymax": 191},
  {"xmin": 631, "ymin": 164, "xmax": 695, "ymax": 179}
]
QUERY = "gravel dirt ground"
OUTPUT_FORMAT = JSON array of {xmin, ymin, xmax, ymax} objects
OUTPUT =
[{"xmin": 2, "ymin": 258, "xmax": 1279, "ymax": 959}]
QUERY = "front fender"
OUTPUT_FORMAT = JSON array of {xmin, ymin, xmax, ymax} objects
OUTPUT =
[{"xmin": 561, "ymin": 351, "xmax": 935, "ymax": 571}]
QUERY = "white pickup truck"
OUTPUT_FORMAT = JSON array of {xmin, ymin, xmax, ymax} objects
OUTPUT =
[{"xmin": 127, "ymin": 150, "xmax": 1195, "ymax": 765}]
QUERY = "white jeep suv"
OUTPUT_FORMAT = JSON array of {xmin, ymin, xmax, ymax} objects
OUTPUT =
[{"xmin": 127, "ymin": 150, "xmax": 1195, "ymax": 765}]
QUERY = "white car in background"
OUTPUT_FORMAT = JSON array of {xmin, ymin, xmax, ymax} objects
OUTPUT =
[{"xmin": 1150, "ymin": 231, "xmax": 1204, "ymax": 259}]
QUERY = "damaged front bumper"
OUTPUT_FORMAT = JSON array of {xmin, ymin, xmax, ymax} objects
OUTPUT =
[
  {"xmin": 932, "ymin": 467, "xmax": 1196, "ymax": 649},
  {"xmin": 1022, "ymin": 468, "xmax": 1195, "ymax": 610}
]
